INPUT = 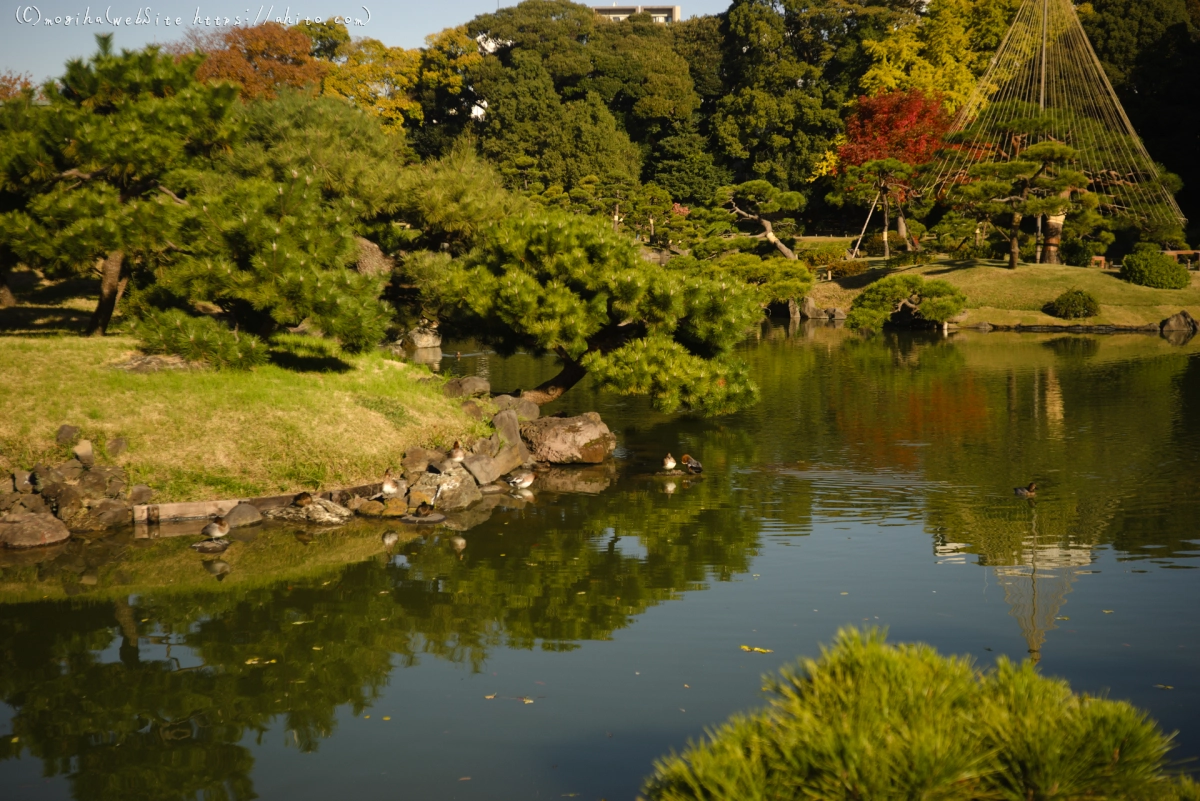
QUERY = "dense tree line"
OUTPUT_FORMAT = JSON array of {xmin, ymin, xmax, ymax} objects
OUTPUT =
[{"xmin": 2, "ymin": 0, "xmax": 1197, "ymax": 402}]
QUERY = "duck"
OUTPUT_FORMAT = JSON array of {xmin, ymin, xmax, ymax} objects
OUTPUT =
[
  {"xmin": 1013, "ymin": 482, "xmax": 1037, "ymax": 498},
  {"xmin": 414, "ymin": 501, "xmax": 436, "ymax": 517},
  {"xmin": 506, "ymin": 469, "xmax": 535, "ymax": 490},
  {"xmin": 203, "ymin": 559, "xmax": 232, "ymax": 581},
  {"xmin": 381, "ymin": 468, "xmax": 401, "ymax": 498},
  {"xmin": 662, "ymin": 453, "xmax": 677, "ymax": 471},
  {"xmin": 449, "ymin": 441, "xmax": 466, "ymax": 462},
  {"xmin": 200, "ymin": 516, "xmax": 230, "ymax": 539},
  {"xmin": 450, "ymin": 535, "xmax": 467, "ymax": 557},
  {"xmin": 292, "ymin": 492, "xmax": 313, "ymax": 507},
  {"xmin": 680, "ymin": 454, "xmax": 703, "ymax": 474}
]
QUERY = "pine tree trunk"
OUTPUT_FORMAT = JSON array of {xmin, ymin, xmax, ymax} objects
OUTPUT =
[
  {"xmin": 86, "ymin": 250, "xmax": 125, "ymax": 336},
  {"xmin": 897, "ymin": 209, "xmax": 913, "ymax": 252},
  {"xmin": 1043, "ymin": 213, "xmax": 1065, "ymax": 264},
  {"xmin": 0, "ymin": 266, "xmax": 15, "ymax": 309},
  {"xmin": 519, "ymin": 355, "xmax": 589, "ymax": 406},
  {"xmin": 882, "ymin": 195, "xmax": 891, "ymax": 259},
  {"xmin": 1009, "ymin": 213, "xmax": 1023, "ymax": 270}
]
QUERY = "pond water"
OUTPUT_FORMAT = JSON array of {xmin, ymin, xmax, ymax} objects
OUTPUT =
[{"xmin": 2, "ymin": 322, "xmax": 1199, "ymax": 800}]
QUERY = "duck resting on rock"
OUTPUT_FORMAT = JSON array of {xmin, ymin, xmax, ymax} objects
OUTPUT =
[
  {"xmin": 449, "ymin": 441, "xmax": 466, "ymax": 462},
  {"xmin": 662, "ymin": 453, "xmax": 677, "ymax": 471},
  {"xmin": 192, "ymin": 516, "xmax": 231, "ymax": 553},
  {"xmin": 380, "ymin": 469, "xmax": 401, "ymax": 499}
]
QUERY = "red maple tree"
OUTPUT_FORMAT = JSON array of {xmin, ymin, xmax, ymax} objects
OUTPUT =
[{"xmin": 839, "ymin": 89, "xmax": 952, "ymax": 167}]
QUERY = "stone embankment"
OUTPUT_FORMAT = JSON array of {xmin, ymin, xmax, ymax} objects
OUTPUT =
[{"xmin": 3, "ymin": 378, "xmax": 619, "ymax": 547}]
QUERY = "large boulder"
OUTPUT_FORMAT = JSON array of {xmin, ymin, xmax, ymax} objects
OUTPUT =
[
  {"xmin": 1160, "ymin": 310, "xmax": 1199, "ymax": 332},
  {"xmin": 405, "ymin": 326, "xmax": 442, "ymax": 349},
  {"xmin": 799, "ymin": 296, "xmax": 821, "ymax": 320},
  {"xmin": 407, "ymin": 465, "xmax": 482, "ymax": 511},
  {"xmin": 461, "ymin": 445, "xmax": 524, "ymax": 486},
  {"xmin": 492, "ymin": 410, "xmax": 531, "ymax": 461},
  {"xmin": 40, "ymin": 483, "xmax": 84, "ymax": 524},
  {"xmin": 224, "ymin": 502, "xmax": 263, "ymax": 528},
  {"xmin": 402, "ymin": 447, "xmax": 444, "ymax": 475},
  {"xmin": 493, "ymin": 394, "xmax": 541, "ymax": 421},
  {"xmin": 519, "ymin": 412, "xmax": 617, "ymax": 464},
  {"xmin": 443, "ymin": 376, "xmax": 490, "ymax": 398},
  {"xmin": 1, "ymin": 512, "xmax": 71, "ymax": 548}
]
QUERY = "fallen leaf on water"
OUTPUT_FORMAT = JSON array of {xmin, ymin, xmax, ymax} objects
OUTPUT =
[
  {"xmin": 312, "ymin": 646, "xmax": 323, "ymax": 651},
  {"xmin": 11, "ymin": 737, "xmax": 18, "ymax": 744},
  {"xmin": 364, "ymin": 715, "xmax": 370, "ymax": 719},
  {"xmin": 484, "ymin": 694, "xmax": 497, "ymax": 700},
  {"xmin": 523, "ymin": 697, "xmax": 535, "ymax": 704},
  {"xmin": 291, "ymin": 621, "xmax": 312, "ymax": 625},
  {"xmin": 459, "ymin": 777, "xmax": 471, "ymax": 781},
  {"xmin": 1103, "ymin": 610, "xmax": 1115, "ymax": 614},
  {"xmin": 382, "ymin": 716, "xmax": 391, "ymax": 721},
  {"xmin": 245, "ymin": 658, "xmax": 260, "ymax": 665},
  {"xmin": 1055, "ymin": 616, "xmax": 1070, "ymax": 621},
  {"xmin": 740, "ymin": 645, "xmax": 774, "ymax": 654},
  {"xmin": 1154, "ymin": 684, "xmax": 1174, "ymax": 690},
  {"xmin": 683, "ymin": 684, "xmax": 690, "ymax": 689},
  {"xmin": 840, "ymin": 592, "xmax": 849, "ymax": 596}
]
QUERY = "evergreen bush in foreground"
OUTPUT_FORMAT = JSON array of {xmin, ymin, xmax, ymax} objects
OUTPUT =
[
  {"xmin": 1120, "ymin": 251, "xmax": 1191, "ymax": 289},
  {"xmin": 1049, "ymin": 288, "xmax": 1100, "ymax": 319},
  {"xmin": 641, "ymin": 628, "xmax": 1198, "ymax": 801},
  {"xmin": 136, "ymin": 308, "xmax": 268, "ymax": 369}
]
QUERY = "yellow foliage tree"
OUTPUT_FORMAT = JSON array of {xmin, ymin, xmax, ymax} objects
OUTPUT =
[{"xmin": 323, "ymin": 38, "xmax": 423, "ymax": 132}]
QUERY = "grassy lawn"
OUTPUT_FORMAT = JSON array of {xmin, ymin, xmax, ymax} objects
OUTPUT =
[
  {"xmin": 808, "ymin": 258, "xmax": 1200, "ymax": 327},
  {"xmin": 0, "ymin": 335, "xmax": 485, "ymax": 503}
]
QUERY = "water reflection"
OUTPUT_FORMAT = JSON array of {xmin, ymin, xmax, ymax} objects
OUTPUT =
[{"xmin": 2, "ymin": 323, "xmax": 1199, "ymax": 798}]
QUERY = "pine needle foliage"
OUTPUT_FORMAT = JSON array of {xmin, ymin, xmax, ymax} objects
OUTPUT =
[
  {"xmin": 642, "ymin": 627, "xmax": 1192, "ymax": 801},
  {"xmin": 136, "ymin": 308, "xmax": 267, "ymax": 369},
  {"xmin": 848, "ymin": 274, "xmax": 967, "ymax": 331},
  {"xmin": 437, "ymin": 210, "xmax": 762, "ymax": 414},
  {"xmin": 667, "ymin": 253, "xmax": 815, "ymax": 310}
]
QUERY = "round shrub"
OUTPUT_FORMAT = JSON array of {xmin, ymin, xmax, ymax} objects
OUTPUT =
[
  {"xmin": 642, "ymin": 628, "xmax": 1191, "ymax": 801},
  {"xmin": 1049, "ymin": 288, "xmax": 1100, "ymax": 319},
  {"xmin": 829, "ymin": 259, "xmax": 868, "ymax": 280},
  {"xmin": 1120, "ymin": 251, "xmax": 1190, "ymax": 289},
  {"xmin": 861, "ymin": 231, "xmax": 906, "ymax": 257}
]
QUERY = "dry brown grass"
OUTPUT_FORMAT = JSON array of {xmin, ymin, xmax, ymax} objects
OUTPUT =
[{"xmin": 0, "ymin": 335, "xmax": 487, "ymax": 502}]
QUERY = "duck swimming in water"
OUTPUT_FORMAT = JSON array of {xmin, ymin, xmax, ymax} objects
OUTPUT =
[
  {"xmin": 1014, "ymin": 482, "xmax": 1037, "ymax": 498},
  {"xmin": 449, "ymin": 441, "xmax": 466, "ymax": 462},
  {"xmin": 200, "ymin": 516, "xmax": 230, "ymax": 539},
  {"xmin": 680, "ymin": 454, "xmax": 703, "ymax": 474},
  {"xmin": 506, "ymin": 469, "xmax": 535, "ymax": 490},
  {"xmin": 662, "ymin": 453, "xmax": 677, "ymax": 471}
]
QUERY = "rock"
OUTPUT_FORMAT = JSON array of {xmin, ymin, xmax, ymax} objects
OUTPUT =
[
  {"xmin": 57, "ymin": 459, "xmax": 84, "ymax": 482},
  {"xmin": 31, "ymin": 464, "xmax": 64, "ymax": 491},
  {"xmin": 128, "ymin": 484, "xmax": 154, "ymax": 505},
  {"xmin": 443, "ymin": 376, "xmax": 490, "ymax": 398},
  {"xmin": 492, "ymin": 410, "xmax": 531, "ymax": 461},
  {"xmin": 56, "ymin": 425, "xmax": 80, "ymax": 445},
  {"xmin": 407, "ymin": 465, "xmax": 483, "ymax": 511},
  {"xmin": 479, "ymin": 483, "xmax": 507, "ymax": 495},
  {"xmin": 518, "ymin": 412, "xmax": 617, "ymax": 464},
  {"xmin": 263, "ymin": 497, "xmax": 353, "ymax": 525},
  {"xmin": 76, "ymin": 498, "xmax": 132, "ymax": 531},
  {"xmin": 799, "ymin": 296, "xmax": 821, "ymax": 320},
  {"xmin": 224, "ymin": 502, "xmax": 263, "ymax": 528},
  {"xmin": 76, "ymin": 469, "xmax": 110, "ymax": 499},
  {"xmin": 1160, "ymin": 310, "xmax": 1199, "ymax": 332},
  {"xmin": 345, "ymin": 495, "xmax": 367, "ymax": 511},
  {"xmin": 461, "ymin": 400, "xmax": 485, "ymax": 420},
  {"xmin": 12, "ymin": 469, "xmax": 33, "ymax": 494},
  {"xmin": 107, "ymin": 437, "xmax": 128, "ymax": 458},
  {"xmin": 472, "ymin": 435, "xmax": 500, "ymax": 458},
  {"xmin": 0, "ymin": 493, "xmax": 19, "ymax": 513},
  {"xmin": 13, "ymin": 493, "xmax": 47, "ymax": 514},
  {"xmin": 40, "ymin": 483, "xmax": 84, "ymax": 523},
  {"xmin": 106, "ymin": 479, "xmax": 126, "ymax": 499},
  {"xmin": 381, "ymin": 497, "xmax": 408, "ymax": 517},
  {"xmin": 462, "ymin": 445, "xmax": 525, "ymax": 486},
  {"xmin": 493, "ymin": 394, "xmax": 541, "ymax": 421},
  {"xmin": 949, "ymin": 311, "xmax": 970, "ymax": 324},
  {"xmin": 825, "ymin": 307, "xmax": 847, "ymax": 321},
  {"xmin": 357, "ymin": 500, "xmax": 386, "ymax": 517},
  {"xmin": 405, "ymin": 326, "xmax": 442, "ymax": 349},
  {"xmin": 0, "ymin": 512, "xmax": 71, "ymax": 548},
  {"xmin": 72, "ymin": 440, "xmax": 95, "ymax": 467},
  {"xmin": 402, "ymin": 447, "xmax": 444, "ymax": 475},
  {"xmin": 356, "ymin": 236, "xmax": 395, "ymax": 277}
]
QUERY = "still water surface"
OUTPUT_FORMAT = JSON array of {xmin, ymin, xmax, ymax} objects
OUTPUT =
[{"xmin": 2, "ymin": 323, "xmax": 1199, "ymax": 800}]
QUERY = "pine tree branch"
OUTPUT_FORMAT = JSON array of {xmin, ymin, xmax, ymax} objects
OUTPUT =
[{"xmin": 157, "ymin": 186, "xmax": 189, "ymax": 206}]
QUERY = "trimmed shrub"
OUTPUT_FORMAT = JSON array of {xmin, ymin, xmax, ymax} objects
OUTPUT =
[
  {"xmin": 136, "ymin": 308, "xmax": 268, "ymax": 369},
  {"xmin": 1120, "ymin": 251, "xmax": 1190, "ymax": 289},
  {"xmin": 798, "ymin": 242, "xmax": 849, "ymax": 268},
  {"xmin": 861, "ymin": 231, "xmax": 907, "ymax": 257},
  {"xmin": 1049, "ymin": 288, "xmax": 1100, "ymax": 319},
  {"xmin": 829, "ymin": 259, "xmax": 868, "ymax": 280},
  {"xmin": 884, "ymin": 251, "xmax": 934, "ymax": 269},
  {"xmin": 847, "ymin": 274, "xmax": 966, "ymax": 331},
  {"xmin": 642, "ymin": 627, "xmax": 1192, "ymax": 801}
]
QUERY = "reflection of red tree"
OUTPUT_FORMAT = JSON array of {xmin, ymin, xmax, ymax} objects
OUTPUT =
[{"xmin": 833, "ymin": 374, "xmax": 989, "ymax": 470}]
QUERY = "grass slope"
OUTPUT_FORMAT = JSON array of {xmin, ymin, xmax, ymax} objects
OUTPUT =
[
  {"xmin": 809, "ymin": 259, "xmax": 1200, "ymax": 327},
  {"xmin": 0, "ymin": 335, "xmax": 484, "ymax": 502}
]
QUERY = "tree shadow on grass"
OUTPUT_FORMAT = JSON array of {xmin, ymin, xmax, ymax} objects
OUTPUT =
[
  {"xmin": 268, "ymin": 335, "xmax": 354, "ymax": 373},
  {"xmin": 922, "ymin": 258, "xmax": 1010, "ymax": 276},
  {"xmin": 0, "ymin": 304, "xmax": 93, "ymax": 336}
]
